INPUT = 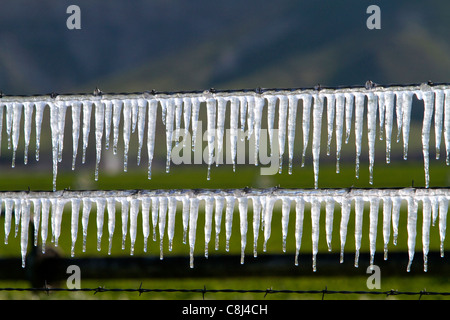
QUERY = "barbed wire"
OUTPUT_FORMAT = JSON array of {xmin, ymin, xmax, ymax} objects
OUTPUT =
[{"xmin": 1, "ymin": 285, "xmax": 449, "ymax": 299}]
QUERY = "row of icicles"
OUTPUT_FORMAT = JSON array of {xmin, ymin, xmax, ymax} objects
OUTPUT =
[
  {"xmin": 0, "ymin": 83, "xmax": 448, "ymax": 190},
  {"xmin": 1, "ymin": 188, "xmax": 448, "ymax": 271}
]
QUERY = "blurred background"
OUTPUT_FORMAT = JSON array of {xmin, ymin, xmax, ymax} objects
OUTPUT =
[{"xmin": 0, "ymin": 0, "xmax": 449, "ymax": 299}]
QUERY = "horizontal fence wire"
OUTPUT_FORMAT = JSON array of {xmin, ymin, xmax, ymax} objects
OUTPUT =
[{"xmin": 0, "ymin": 285, "xmax": 449, "ymax": 299}]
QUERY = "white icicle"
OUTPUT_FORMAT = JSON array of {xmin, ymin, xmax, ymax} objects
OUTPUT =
[
  {"xmin": 326, "ymin": 94, "xmax": 336, "ymax": 156},
  {"xmin": 57, "ymin": 101, "xmax": 67, "ymax": 163},
  {"xmin": 112, "ymin": 99, "xmax": 122, "ymax": 155},
  {"xmin": 3, "ymin": 199, "xmax": 13, "ymax": 244},
  {"xmin": 382, "ymin": 197, "xmax": 392, "ymax": 260},
  {"xmin": 266, "ymin": 95, "xmax": 277, "ymax": 156},
  {"xmin": 95, "ymin": 198, "xmax": 106, "ymax": 252},
  {"xmin": 439, "ymin": 197, "xmax": 448, "ymax": 257},
  {"xmin": 5, "ymin": 103, "xmax": 13, "ymax": 149},
  {"xmin": 94, "ymin": 101, "xmax": 105, "ymax": 180},
  {"xmin": 263, "ymin": 196, "xmax": 276, "ymax": 252},
  {"xmin": 165, "ymin": 99, "xmax": 175, "ymax": 173},
  {"xmin": 40, "ymin": 199, "xmax": 50, "ymax": 253},
  {"xmin": 81, "ymin": 198, "xmax": 92, "ymax": 252},
  {"xmin": 11, "ymin": 102, "xmax": 23, "ymax": 168},
  {"xmin": 251, "ymin": 196, "xmax": 262, "ymax": 257},
  {"xmin": 239, "ymin": 96, "xmax": 247, "ymax": 137},
  {"xmin": 106, "ymin": 198, "xmax": 116, "ymax": 255},
  {"xmin": 384, "ymin": 91, "xmax": 395, "ymax": 163},
  {"xmin": 311, "ymin": 198, "xmax": 321, "ymax": 272},
  {"xmin": 229, "ymin": 97, "xmax": 239, "ymax": 171},
  {"xmin": 335, "ymin": 93, "xmax": 345, "ymax": 173},
  {"xmin": 181, "ymin": 197, "xmax": 189, "ymax": 244},
  {"xmin": 301, "ymin": 94, "xmax": 312, "ymax": 168},
  {"xmin": 188, "ymin": 198, "xmax": 200, "ymax": 268},
  {"xmin": 281, "ymin": 197, "xmax": 291, "ymax": 253},
  {"xmin": 0, "ymin": 105, "xmax": 3, "ymax": 156},
  {"xmin": 444, "ymin": 89, "xmax": 450, "ymax": 165},
  {"xmin": 312, "ymin": 94, "xmax": 324, "ymax": 188},
  {"xmin": 419, "ymin": 86, "xmax": 434, "ymax": 188},
  {"xmin": 53, "ymin": 199, "xmax": 66, "ymax": 247},
  {"xmin": 129, "ymin": 198, "xmax": 139, "ymax": 255},
  {"xmin": 395, "ymin": 92, "xmax": 403, "ymax": 143},
  {"xmin": 20, "ymin": 200, "xmax": 30, "ymax": 268},
  {"xmin": 344, "ymin": 93, "xmax": 354, "ymax": 144},
  {"xmin": 71, "ymin": 102, "xmax": 82, "ymax": 170},
  {"xmin": 13, "ymin": 198, "xmax": 21, "ymax": 238},
  {"xmin": 325, "ymin": 197, "xmax": 335, "ymax": 252},
  {"xmin": 369, "ymin": 197, "xmax": 380, "ymax": 267},
  {"xmin": 70, "ymin": 199, "xmax": 81, "ymax": 257},
  {"xmin": 367, "ymin": 92, "xmax": 378, "ymax": 185},
  {"xmin": 206, "ymin": 97, "xmax": 217, "ymax": 179},
  {"xmin": 191, "ymin": 97, "xmax": 201, "ymax": 152},
  {"xmin": 238, "ymin": 197, "xmax": 248, "ymax": 264},
  {"xmin": 225, "ymin": 196, "xmax": 236, "ymax": 252},
  {"xmin": 82, "ymin": 101, "xmax": 92, "ymax": 164},
  {"xmin": 422, "ymin": 197, "xmax": 431, "ymax": 272},
  {"xmin": 354, "ymin": 197, "xmax": 364, "ymax": 268},
  {"xmin": 246, "ymin": 95, "xmax": 255, "ymax": 139},
  {"xmin": 158, "ymin": 196, "xmax": 168, "ymax": 260},
  {"xmin": 402, "ymin": 91, "xmax": 414, "ymax": 160},
  {"xmin": 183, "ymin": 97, "xmax": 192, "ymax": 147},
  {"xmin": 377, "ymin": 92, "xmax": 386, "ymax": 140},
  {"xmin": 339, "ymin": 197, "xmax": 351, "ymax": 263},
  {"xmin": 214, "ymin": 196, "xmax": 225, "ymax": 250},
  {"xmin": 278, "ymin": 95, "xmax": 288, "ymax": 173},
  {"xmin": 406, "ymin": 197, "xmax": 418, "ymax": 272},
  {"xmin": 136, "ymin": 98, "xmax": 147, "ymax": 165},
  {"xmin": 32, "ymin": 199, "xmax": 41, "ymax": 246},
  {"xmin": 151, "ymin": 197, "xmax": 159, "ymax": 242},
  {"xmin": 354, "ymin": 92, "xmax": 365, "ymax": 178},
  {"xmin": 392, "ymin": 197, "xmax": 401, "ymax": 245},
  {"xmin": 216, "ymin": 97, "xmax": 227, "ymax": 166},
  {"xmin": 49, "ymin": 102, "xmax": 59, "ymax": 191},
  {"xmin": 122, "ymin": 99, "xmax": 132, "ymax": 172},
  {"xmin": 204, "ymin": 197, "xmax": 214, "ymax": 257},
  {"xmin": 167, "ymin": 197, "xmax": 177, "ymax": 252},
  {"xmin": 287, "ymin": 95, "xmax": 298, "ymax": 173},
  {"xmin": 34, "ymin": 102, "xmax": 45, "ymax": 161},
  {"xmin": 104, "ymin": 100, "xmax": 112, "ymax": 150},
  {"xmin": 294, "ymin": 197, "xmax": 305, "ymax": 266},
  {"xmin": 434, "ymin": 89, "xmax": 444, "ymax": 160},
  {"xmin": 431, "ymin": 196, "xmax": 439, "ymax": 227},
  {"xmin": 253, "ymin": 96, "xmax": 265, "ymax": 166},
  {"xmin": 23, "ymin": 102, "xmax": 33, "ymax": 165},
  {"xmin": 174, "ymin": 98, "xmax": 183, "ymax": 145},
  {"xmin": 147, "ymin": 100, "xmax": 158, "ymax": 179},
  {"xmin": 131, "ymin": 99, "xmax": 138, "ymax": 134},
  {"xmin": 120, "ymin": 198, "xmax": 129, "ymax": 250}
]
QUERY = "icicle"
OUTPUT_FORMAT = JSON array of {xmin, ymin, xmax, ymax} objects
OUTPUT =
[
  {"xmin": 204, "ymin": 197, "xmax": 214, "ymax": 257},
  {"xmin": 253, "ymin": 96, "xmax": 265, "ymax": 166},
  {"xmin": 214, "ymin": 196, "xmax": 225, "ymax": 250},
  {"xmin": 136, "ymin": 99, "xmax": 147, "ymax": 166},
  {"xmin": 20, "ymin": 200, "xmax": 30, "ymax": 268},
  {"xmin": 11, "ymin": 102, "xmax": 23, "ymax": 168},
  {"xmin": 131, "ymin": 99, "xmax": 138, "ymax": 133},
  {"xmin": 57, "ymin": 101, "xmax": 67, "ymax": 163},
  {"xmin": 431, "ymin": 196, "xmax": 439, "ymax": 227},
  {"xmin": 287, "ymin": 95, "xmax": 298, "ymax": 173},
  {"xmin": 277, "ymin": 95, "xmax": 288, "ymax": 173},
  {"xmin": 106, "ymin": 198, "xmax": 116, "ymax": 255},
  {"xmin": 367, "ymin": 92, "xmax": 378, "ymax": 185},
  {"xmin": 294, "ymin": 197, "xmax": 305, "ymax": 266},
  {"xmin": 120, "ymin": 198, "xmax": 129, "ymax": 250},
  {"xmin": 325, "ymin": 94, "xmax": 336, "ymax": 156},
  {"xmin": 402, "ymin": 91, "xmax": 414, "ymax": 160},
  {"xmin": 216, "ymin": 97, "xmax": 227, "ymax": 166},
  {"xmin": 23, "ymin": 102, "xmax": 33, "ymax": 164},
  {"xmin": 325, "ymin": 197, "xmax": 335, "ymax": 252},
  {"xmin": 53, "ymin": 199, "xmax": 66, "ymax": 247},
  {"xmin": 354, "ymin": 197, "xmax": 364, "ymax": 268},
  {"xmin": 34, "ymin": 102, "xmax": 45, "ymax": 161},
  {"xmin": 32, "ymin": 199, "xmax": 41, "ymax": 246},
  {"xmin": 174, "ymin": 98, "xmax": 183, "ymax": 146},
  {"xmin": 13, "ymin": 198, "xmax": 21, "ymax": 237},
  {"xmin": 406, "ymin": 197, "xmax": 418, "ymax": 272},
  {"xmin": 40, "ymin": 199, "xmax": 50, "ymax": 253},
  {"xmin": 147, "ymin": 99, "xmax": 158, "ymax": 179},
  {"xmin": 444, "ymin": 89, "xmax": 450, "ymax": 165},
  {"xmin": 112, "ymin": 99, "xmax": 122, "ymax": 155},
  {"xmin": 266, "ymin": 95, "xmax": 277, "ymax": 156},
  {"xmin": 183, "ymin": 97, "xmax": 192, "ymax": 147},
  {"xmin": 122, "ymin": 99, "xmax": 132, "ymax": 172},
  {"xmin": 206, "ymin": 97, "xmax": 217, "ymax": 179},
  {"xmin": 246, "ymin": 95, "xmax": 255, "ymax": 139},
  {"xmin": 369, "ymin": 197, "xmax": 380, "ymax": 267},
  {"xmin": 312, "ymin": 94, "xmax": 324, "ymax": 188},
  {"xmin": 5, "ymin": 103, "xmax": 13, "ymax": 149},
  {"xmin": 311, "ymin": 198, "xmax": 321, "ymax": 272},
  {"xmin": 384, "ymin": 91, "xmax": 395, "ymax": 163},
  {"xmin": 81, "ymin": 198, "xmax": 92, "ymax": 252},
  {"xmin": 422, "ymin": 197, "xmax": 431, "ymax": 272},
  {"xmin": 141, "ymin": 197, "xmax": 151, "ymax": 252},
  {"xmin": 239, "ymin": 96, "xmax": 247, "ymax": 138},
  {"xmin": 167, "ymin": 197, "xmax": 177, "ymax": 252},
  {"xmin": 181, "ymin": 197, "xmax": 189, "ymax": 244},
  {"xmin": 158, "ymin": 197, "xmax": 168, "ymax": 260},
  {"xmin": 238, "ymin": 197, "xmax": 248, "ymax": 264},
  {"xmin": 0, "ymin": 104, "xmax": 3, "ymax": 156},
  {"xmin": 49, "ymin": 102, "xmax": 59, "ymax": 191},
  {"xmin": 71, "ymin": 101, "xmax": 82, "ymax": 170},
  {"xmin": 191, "ymin": 97, "xmax": 201, "ymax": 152},
  {"xmin": 438, "ymin": 197, "xmax": 448, "ymax": 257},
  {"xmin": 344, "ymin": 93, "xmax": 354, "ymax": 144},
  {"xmin": 335, "ymin": 93, "xmax": 345, "ymax": 173},
  {"xmin": 3, "ymin": 199, "xmax": 13, "ymax": 244},
  {"xmin": 263, "ymin": 196, "xmax": 276, "ymax": 252},
  {"xmin": 81, "ymin": 101, "xmax": 92, "ymax": 164},
  {"xmin": 129, "ymin": 198, "xmax": 139, "ymax": 255},
  {"xmin": 392, "ymin": 197, "xmax": 401, "ymax": 245},
  {"xmin": 281, "ymin": 198, "xmax": 291, "ymax": 253},
  {"xmin": 433, "ymin": 89, "xmax": 444, "ymax": 160},
  {"xmin": 188, "ymin": 198, "xmax": 200, "ymax": 268},
  {"xmin": 104, "ymin": 100, "xmax": 112, "ymax": 150},
  {"xmin": 354, "ymin": 92, "xmax": 365, "ymax": 178},
  {"xmin": 151, "ymin": 197, "xmax": 159, "ymax": 242},
  {"xmin": 301, "ymin": 94, "xmax": 312, "ymax": 168},
  {"xmin": 251, "ymin": 196, "xmax": 262, "ymax": 257},
  {"xmin": 382, "ymin": 197, "xmax": 392, "ymax": 260},
  {"xmin": 225, "ymin": 196, "xmax": 236, "ymax": 252},
  {"xmin": 339, "ymin": 197, "xmax": 351, "ymax": 263},
  {"xmin": 95, "ymin": 198, "xmax": 106, "ymax": 252},
  {"xmin": 70, "ymin": 199, "xmax": 81, "ymax": 257},
  {"xmin": 94, "ymin": 101, "xmax": 105, "ymax": 180},
  {"xmin": 229, "ymin": 97, "xmax": 239, "ymax": 172},
  {"xmin": 377, "ymin": 92, "xmax": 385, "ymax": 140},
  {"xmin": 419, "ymin": 85, "xmax": 434, "ymax": 188},
  {"xmin": 395, "ymin": 91, "xmax": 403, "ymax": 143},
  {"xmin": 165, "ymin": 99, "xmax": 175, "ymax": 173}
]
